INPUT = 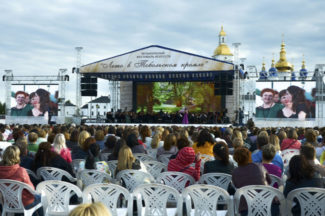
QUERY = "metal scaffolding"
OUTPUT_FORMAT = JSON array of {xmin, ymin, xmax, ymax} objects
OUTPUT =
[{"xmin": 2, "ymin": 69, "xmax": 69, "ymax": 117}]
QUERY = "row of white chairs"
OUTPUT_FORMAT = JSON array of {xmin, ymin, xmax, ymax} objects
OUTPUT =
[{"xmin": 1, "ymin": 179, "xmax": 324, "ymax": 216}]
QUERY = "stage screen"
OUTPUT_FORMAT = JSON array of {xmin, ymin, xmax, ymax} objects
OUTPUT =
[
  {"xmin": 136, "ymin": 82, "xmax": 221, "ymax": 113},
  {"xmin": 8, "ymin": 85, "xmax": 59, "ymax": 122},
  {"xmin": 255, "ymin": 81, "xmax": 316, "ymax": 120}
]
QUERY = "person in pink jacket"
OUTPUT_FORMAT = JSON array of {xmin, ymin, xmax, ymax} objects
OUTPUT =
[
  {"xmin": 168, "ymin": 146, "xmax": 201, "ymax": 181},
  {"xmin": 52, "ymin": 133, "xmax": 72, "ymax": 163},
  {"xmin": 0, "ymin": 145, "xmax": 36, "ymax": 207}
]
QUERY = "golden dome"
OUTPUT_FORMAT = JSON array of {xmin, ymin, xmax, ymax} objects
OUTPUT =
[
  {"xmin": 219, "ymin": 25, "xmax": 226, "ymax": 36},
  {"xmin": 275, "ymin": 41, "xmax": 293, "ymax": 72},
  {"xmin": 213, "ymin": 44, "xmax": 233, "ymax": 56}
]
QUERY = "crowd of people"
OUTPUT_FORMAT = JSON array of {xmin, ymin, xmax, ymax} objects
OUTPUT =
[
  {"xmin": 0, "ymin": 122, "xmax": 325, "ymax": 215},
  {"xmin": 105, "ymin": 108, "xmax": 231, "ymax": 124}
]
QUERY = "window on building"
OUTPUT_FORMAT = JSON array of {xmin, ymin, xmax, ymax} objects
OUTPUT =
[{"xmin": 91, "ymin": 111, "xmax": 94, "ymax": 116}]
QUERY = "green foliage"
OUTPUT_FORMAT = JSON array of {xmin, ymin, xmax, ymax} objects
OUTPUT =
[{"xmin": 0, "ymin": 102, "xmax": 6, "ymax": 114}]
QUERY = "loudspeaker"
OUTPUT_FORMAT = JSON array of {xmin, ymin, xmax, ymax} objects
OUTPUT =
[{"xmin": 81, "ymin": 75, "xmax": 98, "ymax": 96}]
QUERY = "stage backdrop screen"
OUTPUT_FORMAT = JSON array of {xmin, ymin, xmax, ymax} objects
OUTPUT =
[
  {"xmin": 8, "ymin": 85, "xmax": 58, "ymax": 123},
  {"xmin": 136, "ymin": 82, "xmax": 221, "ymax": 113},
  {"xmin": 255, "ymin": 81, "xmax": 316, "ymax": 120}
]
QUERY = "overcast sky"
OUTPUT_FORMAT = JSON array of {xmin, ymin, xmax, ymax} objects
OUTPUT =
[{"xmin": 1, "ymin": 0, "xmax": 324, "ymax": 105}]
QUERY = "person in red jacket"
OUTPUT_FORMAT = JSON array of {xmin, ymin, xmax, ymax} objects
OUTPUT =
[
  {"xmin": 167, "ymin": 146, "xmax": 201, "ymax": 181},
  {"xmin": 281, "ymin": 128, "xmax": 301, "ymax": 151},
  {"xmin": 0, "ymin": 145, "xmax": 36, "ymax": 207}
]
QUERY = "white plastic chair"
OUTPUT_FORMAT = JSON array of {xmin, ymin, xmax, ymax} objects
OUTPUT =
[
  {"xmin": 26, "ymin": 169, "xmax": 40, "ymax": 181},
  {"xmin": 116, "ymin": 169, "xmax": 155, "ymax": 192},
  {"xmin": 234, "ymin": 185, "xmax": 286, "ymax": 216},
  {"xmin": 71, "ymin": 159, "xmax": 85, "ymax": 174},
  {"xmin": 147, "ymin": 149, "xmax": 158, "ymax": 159},
  {"xmin": 0, "ymin": 179, "xmax": 42, "ymax": 216},
  {"xmin": 36, "ymin": 180, "xmax": 82, "ymax": 216},
  {"xmin": 83, "ymin": 183, "xmax": 131, "ymax": 216},
  {"xmin": 107, "ymin": 160, "xmax": 118, "ymax": 178},
  {"xmin": 182, "ymin": 184, "xmax": 232, "ymax": 216},
  {"xmin": 281, "ymin": 149, "xmax": 300, "ymax": 168},
  {"xmin": 133, "ymin": 153, "xmax": 156, "ymax": 162},
  {"xmin": 198, "ymin": 173, "xmax": 232, "ymax": 191},
  {"xmin": 133, "ymin": 183, "xmax": 182, "ymax": 216},
  {"xmin": 37, "ymin": 167, "xmax": 77, "ymax": 182},
  {"xmin": 286, "ymin": 187, "xmax": 325, "ymax": 216},
  {"xmin": 78, "ymin": 169, "xmax": 114, "ymax": 188},
  {"xmin": 156, "ymin": 171, "xmax": 195, "ymax": 193},
  {"xmin": 200, "ymin": 154, "xmax": 214, "ymax": 172},
  {"xmin": 157, "ymin": 154, "xmax": 172, "ymax": 166},
  {"xmin": 269, "ymin": 174, "xmax": 284, "ymax": 191},
  {"xmin": 143, "ymin": 160, "xmax": 167, "ymax": 179}
]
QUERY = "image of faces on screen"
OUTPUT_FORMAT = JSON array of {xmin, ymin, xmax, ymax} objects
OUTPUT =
[
  {"xmin": 255, "ymin": 81, "xmax": 316, "ymax": 120},
  {"xmin": 10, "ymin": 85, "xmax": 58, "ymax": 120}
]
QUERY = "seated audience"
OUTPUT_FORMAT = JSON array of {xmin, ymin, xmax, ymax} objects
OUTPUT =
[
  {"xmin": 101, "ymin": 135, "xmax": 117, "ymax": 154},
  {"xmin": 33, "ymin": 142, "xmax": 74, "ymax": 177},
  {"xmin": 262, "ymin": 144, "xmax": 282, "ymax": 178},
  {"xmin": 168, "ymin": 146, "xmax": 201, "ymax": 181},
  {"xmin": 66, "ymin": 129, "xmax": 79, "ymax": 149},
  {"xmin": 204, "ymin": 141, "xmax": 235, "ymax": 175},
  {"xmin": 115, "ymin": 144, "xmax": 141, "ymax": 175},
  {"xmin": 95, "ymin": 129, "xmax": 106, "ymax": 150},
  {"xmin": 192, "ymin": 129, "xmax": 215, "ymax": 156},
  {"xmin": 232, "ymin": 147, "xmax": 272, "ymax": 215},
  {"xmin": 85, "ymin": 143, "xmax": 101, "ymax": 169},
  {"xmin": 0, "ymin": 145, "xmax": 42, "ymax": 212},
  {"xmin": 27, "ymin": 132, "xmax": 39, "ymax": 153},
  {"xmin": 69, "ymin": 202, "xmax": 111, "ymax": 216},
  {"xmin": 283, "ymin": 155, "xmax": 325, "ymax": 215},
  {"xmin": 71, "ymin": 130, "xmax": 91, "ymax": 160},
  {"xmin": 156, "ymin": 133, "xmax": 178, "ymax": 158},
  {"xmin": 107, "ymin": 139, "xmax": 125, "ymax": 161},
  {"xmin": 14, "ymin": 137, "xmax": 34, "ymax": 170},
  {"xmin": 170, "ymin": 137, "xmax": 191, "ymax": 159},
  {"xmin": 300, "ymin": 143, "xmax": 325, "ymax": 176},
  {"xmin": 52, "ymin": 133, "xmax": 72, "ymax": 163},
  {"xmin": 281, "ymin": 128, "xmax": 301, "ymax": 151},
  {"xmin": 126, "ymin": 133, "xmax": 146, "ymax": 154},
  {"xmin": 252, "ymin": 131, "xmax": 283, "ymax": 172}
]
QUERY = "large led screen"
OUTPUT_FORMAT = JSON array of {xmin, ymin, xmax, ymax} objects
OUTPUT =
[
  {"xmin": 255, "ymin": 81, "xmax": 316, "ymax": 120},
  {"xmin": 8, "ymin": 85, "xmax": 59, "ymax": 121},
  {"xmin": 136, "ymin": 82, "xmax": 221, "ymax": 113}
]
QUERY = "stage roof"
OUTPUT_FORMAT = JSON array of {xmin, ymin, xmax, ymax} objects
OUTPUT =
[{"xmin": 80, "ymin": 45, "xmax": 234, "ymax": 82}]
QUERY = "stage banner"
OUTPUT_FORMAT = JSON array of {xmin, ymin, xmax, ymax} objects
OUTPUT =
[
  {"xmin": 255, "ymin": 81, "xmax": 316, "ymax": 120},
  {"xmin": 80, "ymin": 45, "xmax": 233, "ymax": 73}
]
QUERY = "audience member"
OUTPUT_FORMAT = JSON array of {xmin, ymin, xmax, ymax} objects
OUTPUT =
[
  {"xmin": 192, "ymin": 129, "xmax": 215, "ymax": 156},
  {"xmin": 168, "ymin": 146, "xmax": 201, "ymax": 181},
  {"xmin": 156, "ymin": 133, "xmax": 178, "ymax": 158},
  {"xmin": 69, "ymin": 202, "xmax": 111, "ymax": 216},
  {"xmin": 281, "ymin": 128, "xmax": 301, "ymax": 151},
  {"xmin": 52, "ymin": 133, "xmax": 72, "ymax": 163}
]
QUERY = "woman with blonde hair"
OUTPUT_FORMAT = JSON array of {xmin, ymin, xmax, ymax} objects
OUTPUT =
[
  {"xmin": 69, "ymin": 202, "xmax": 111, "ymax": 216},
  {"xmin": 156, "ymin": 133, "xmax": 178, "ymax": 158},
  {"xmin": 281, "ymin": 128, "xmax": 301, "ymax": 151},
  {"xmin": 72, "ymin": 130, "xmax": 91, "ymax": 160},
  {"xmin": 116, "ymin": 144, "xmax": 141, "ymax": 175},
  {"xmin": 269, "ymin": 134, "xmax": 281, "ymax": 153},
  {"xmin": 52, "ymin": 133, "xmax": 72, "ymax": 163},
  {"xmin": 150, "ymin": 131, "xmax": 163, "ymax": 149}
]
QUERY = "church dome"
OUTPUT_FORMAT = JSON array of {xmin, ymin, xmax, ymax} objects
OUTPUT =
[
  {"xmin": 275, "ymin": 41, "xmax": 294, "ymax": 72},
  {"xmin": 213, "ymin": 44, "xmax": 233, "ymax": 56}
]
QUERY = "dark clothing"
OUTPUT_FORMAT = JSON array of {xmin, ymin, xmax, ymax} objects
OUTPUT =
[
  {"xmin": 66, "ymin": 140, "xmax": 78, "ymax": 149},
  {"xmin": 71, "ymin": 146, "xmax": 88, "ymax": 160},
  {"xmin": 33, "ymin": 155, "xmax": 75, "ymax": 179},
  {"xmin": 277, "ymin": 103, "xmax": 309, "ymax": 118},
  {"xmin": 101, "ymin": 148, "xmax": 114, "ymax": 154},
  {"xmin": 232, "ymin": 163, "xmax": 271, "ymax": 213},
  {"xmin": 284, "ymin": 178, "xmax": 325, "ymax": 216},
  {"xmin": 204, "ymin": 160, "xmax": 235, "ymax": 175},
  {"xmin": 107, "ymin": 153, "xmax": 118, "ymax": 161},
  {"xmin": 20, "ymin": 155, "xmax": 34, "ymax": 170},
  {"xmin": 131, "ymin": 145, "xmax": 147, "ymax": 154}
]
